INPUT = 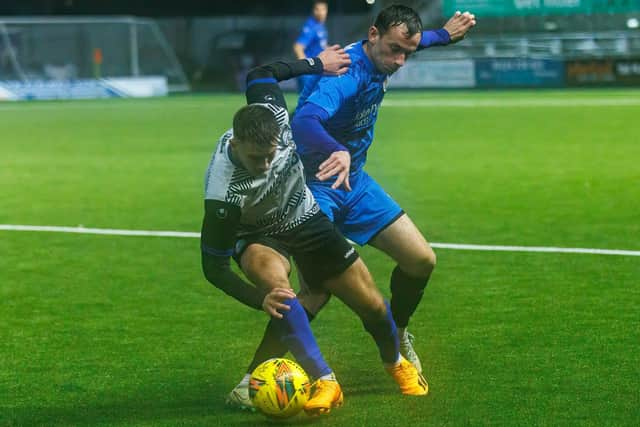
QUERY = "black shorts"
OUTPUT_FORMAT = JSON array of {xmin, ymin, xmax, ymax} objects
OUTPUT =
[{"xmin": 233, "ymin": 212, "xmax": 359, "ymax": 289}]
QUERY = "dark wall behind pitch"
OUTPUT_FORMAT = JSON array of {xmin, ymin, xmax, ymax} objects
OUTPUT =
[{"xmin": 0, "ymin": 0, "xmax": 371, "ymax": 16}]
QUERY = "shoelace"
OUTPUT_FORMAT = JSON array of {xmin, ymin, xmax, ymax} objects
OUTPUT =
[{"xmin": 316, "ymin": 380, "xmax": 335, "ymax": 391}]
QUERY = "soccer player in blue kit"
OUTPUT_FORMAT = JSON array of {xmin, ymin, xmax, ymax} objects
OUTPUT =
[
  {"xmin": 225, "ymin": 5, "xmax": 476, "ymax": 410},
  {"xmin": 293, "ymin": 0, "xmax": 329, "ymax": 92}
]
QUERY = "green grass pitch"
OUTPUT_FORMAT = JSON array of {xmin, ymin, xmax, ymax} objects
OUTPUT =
[{"xmin": 1, "ymin": 90, "xmax": 639, "ymax": 426}]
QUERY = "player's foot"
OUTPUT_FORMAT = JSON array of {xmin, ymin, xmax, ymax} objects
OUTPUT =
[
  {"xmin": 399, "ymin": 329, "xmax": 423, "ymax": 374},
  {"xmin": 225, "ymin": 381, "xmax": 255, "ymax": 411},
  {"xmin": 385, "ymin": 355, "xmax": 429, "ymax": 396},
  {"xmin": 303, "ymin": 379, "xmax": 344, "ymax": 416}
]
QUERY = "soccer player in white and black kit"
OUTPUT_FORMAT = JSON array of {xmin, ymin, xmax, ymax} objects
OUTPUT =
[{"xmin": 200, "ymin": 46, "xmax": 427, "ymax": 416}]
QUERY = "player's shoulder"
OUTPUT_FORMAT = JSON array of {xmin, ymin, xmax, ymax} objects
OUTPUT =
[
  {"xmin": 210, "ymin": 128, "xmax": 234, "ymax": 172},
  {"xmin": 205, "ymin": 128, "xmax": 238, "ymax": 202},
  {"xmin": 344, "ymin": 42, "xmax": 371, "ymax": 77},
  {"xmin": 218, "ymin": 128, "xmax": 233, "ymax": 145},
  {"xmin": 302, "ymin": 16, "xmax": 315, "ymax": 31}
]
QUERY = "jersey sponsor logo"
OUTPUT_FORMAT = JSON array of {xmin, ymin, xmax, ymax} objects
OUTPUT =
[{"xmin": 353, "ymin": 102, "xmax": 379, "ymax": 129}]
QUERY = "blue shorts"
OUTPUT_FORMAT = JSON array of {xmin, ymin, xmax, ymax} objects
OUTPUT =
[{"xmin": 307, "ymin": 171, "xmax": 404, "ymax": 246}]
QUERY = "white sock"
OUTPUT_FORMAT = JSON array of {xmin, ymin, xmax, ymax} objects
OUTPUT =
[
  {"xmin": 239, "ymin": 373, "xmax": 251, "ymax": 387},
  {"xmin": 319, "ymin": 371, "xmax": 337, "ymax": 382}
]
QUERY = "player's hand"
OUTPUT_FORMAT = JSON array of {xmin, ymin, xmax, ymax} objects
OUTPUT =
[
  {"xmin": 317, "ymin": 44, "xmax": 351, "ymax": 76},
  {"xmin": 443, "ymin": 11, "xmax": 476, "ymax": 44},
  {"xmin": 316, "ymin": 150, "xmax": 352, "ymax": 191},
  {"xmin": 262, "ymin": 287, "xmax": 296, "ymax": 319}
]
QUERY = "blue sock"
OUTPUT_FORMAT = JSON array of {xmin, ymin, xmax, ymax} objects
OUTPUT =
[
  {"xmin": 274, "ymin": 297, "xmax": 332, "ymax": 379},
  {"xmin": 246, "ymin": 308, "xmax": 315, "ymax": 374},
  {"xmin": 363, "ymin": 300, "xmax": 400, "ymax": 364}
]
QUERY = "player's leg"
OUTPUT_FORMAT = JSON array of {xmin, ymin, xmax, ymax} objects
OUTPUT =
[
  {"xmin": 236, "ymin": 277, "xmax": 330, "ymax": 397},
  {"xmin": 341, "ymin": 172, "xmax": 435, "ymax": 373},
  {"xmin": 318, "ymin": 258, "xmax": 428, "ymax": 396},
  {"xmin": 225, "ymin": 242, "xmax": 309, "ymax": 410},
  {"xmin": 369, "ymin": 213, "xmax": 436, "ymax": 373},
  {"xmin": 241, "ymin": 242, "xmax": 336, "ymax": 381},
  {"xmin": 241, "ymin": 242, "xmax": 343, "ymax": 415},
  {"xmin": 227, "ymin": 289, "xmax": 329, "ymax": 411},
  {"xmin": 245, "ymin": 271, "xmax": 331, "ymax": 374},
  {"xmin": 238, "ymin": 179, "xmax": 337, "ymax": 383},
  {"xmin": 227, "ymin": 189, "xmax": 340, "ymax": 410},
  {"xmin": 293, "ymin": 214, "xmax": 427, "ymax": 396}
]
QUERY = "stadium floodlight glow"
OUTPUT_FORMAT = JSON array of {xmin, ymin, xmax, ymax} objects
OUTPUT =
[{"xmin": 627, "ymin": 18, "xmax": 639, "ymax": 29}]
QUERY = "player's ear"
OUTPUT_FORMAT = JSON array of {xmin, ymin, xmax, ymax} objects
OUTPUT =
[{"xmin": 368, "ymin": 26, "xmax": 379, "ymax": 44}]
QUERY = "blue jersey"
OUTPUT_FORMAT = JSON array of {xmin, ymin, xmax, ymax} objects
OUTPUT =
[
  {"xmin": 296, "ymin": 16, "xmax": 328, "ymax": 58},
  {"xmin": 295, "ymin": 41, "xmax": 387, "ymax": 177}
]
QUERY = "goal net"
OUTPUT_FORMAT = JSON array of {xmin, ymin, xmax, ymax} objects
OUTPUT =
[{"xmin": 0, "ymin": 16, "xmax": 189, "ymax": 94}]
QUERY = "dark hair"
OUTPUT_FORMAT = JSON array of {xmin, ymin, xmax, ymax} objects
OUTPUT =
[
  {"xmin": 313, "ymin": 0, "xmax": 328, "ymax": 6},
  {"xmin": 232, "ymin": 105, "xmax": 280, "ymax": 147},
  {"xmin": 374, "ymin": 4, "xmax": 423, "ymax": 37}
]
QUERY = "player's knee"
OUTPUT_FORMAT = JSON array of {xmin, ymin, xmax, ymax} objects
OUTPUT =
[
  {"xmin": 403, "ymin": 247, "xmax": 436, "ymax": 278},
  {"xmin": 360, "ymin": 298, "xmax": 388, "ymax": 325},
  {"xmin": 298, "ymin": 292, "xmax": 331, "ymax": 316}
]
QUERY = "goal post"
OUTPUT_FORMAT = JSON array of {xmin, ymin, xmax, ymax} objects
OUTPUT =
[{"xmin": 0, "ymin": 16, "xmax": 189, "ymax": 99}]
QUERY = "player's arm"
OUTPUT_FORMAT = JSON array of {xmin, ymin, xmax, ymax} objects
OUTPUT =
[
  {"xmin": 245, "ymin": 45, "xmax": 351, "ymax": 109},
  {"xmin": 293, "ymin": 42, "xmax": 306, "ymax": 60},
  {"xmin": 201, "ymin": 200, "xmax": 293, "ymax": 317},
  {"xmin": 293, "ymin": 23, "xmax": 313, "ymax": 59},
  {"xmin": 200, "ymin": 199, "xmax": 264, "ymax": 310},
  {"xmin": 418, "ymin": 11, "xmax": 476, "ymax": 50},
  {"xmin": 291, "ymin": 73, "xmax": 359, "ymax": 191}
]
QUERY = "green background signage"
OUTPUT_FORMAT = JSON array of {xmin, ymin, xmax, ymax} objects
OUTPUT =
[{"xmin": 443, "ymin": 0, "xmax": 640, "ymax": 17}]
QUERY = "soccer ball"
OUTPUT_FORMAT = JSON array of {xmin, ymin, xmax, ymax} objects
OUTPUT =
[{"xmin": 249, "ymin": 358, "xmax": 311, "ymax": 418}]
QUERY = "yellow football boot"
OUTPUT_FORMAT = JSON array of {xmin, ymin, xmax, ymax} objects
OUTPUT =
[
  {"xmin": 303, "ymin": 379, "xmax": 344, "ymax": 416},
  {"xmin": 385, "ymin": 355, "xmax": 429, "ymax": 396}
]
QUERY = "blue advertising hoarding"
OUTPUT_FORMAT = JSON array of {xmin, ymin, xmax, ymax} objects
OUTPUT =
[{"xmin": 475, "ymin": 58, "xmax": 565, "ymax": 87}]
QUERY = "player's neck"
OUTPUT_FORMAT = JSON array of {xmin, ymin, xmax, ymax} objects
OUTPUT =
[
  {"xmin": 363, "ymin": 41, "xmax": 374, "ymax": 65},
  {"xmin": 362, "ymin": 42, "xmax": 380, "ymax": 74}
]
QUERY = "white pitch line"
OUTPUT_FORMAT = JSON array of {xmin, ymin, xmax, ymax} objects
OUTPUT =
[
  {"xmin": 429, "ymin": 243, "xmax": 640, "ymax": 257},
  {"xmin": 0, "ymin": 224, "xmax": 199, "ymax": 238},
  {"xmin": 382, "ymin": 98, "xmax": 640, "ymax": 108},
  {"xmin": 1, "ymin": 97, "xmax": 640, "ymax": 112},
  {"xmin": 1, "ymin": 224, "xmax": 639, "ymax": 257}
]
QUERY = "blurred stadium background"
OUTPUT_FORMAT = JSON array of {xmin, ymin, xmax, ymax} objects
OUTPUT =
[
  {"xmin": 2, "ymin": 1, "xmax": 639, "ymax": 426},
  {"xmin": 1, "ymin": 0, "xmax": 640, "ymax": 96}
]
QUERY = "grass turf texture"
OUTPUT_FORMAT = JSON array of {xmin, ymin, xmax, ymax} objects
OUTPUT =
[{"xmin": 1, "ymin": 90, "xmax": 639, "ymax": 426}]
